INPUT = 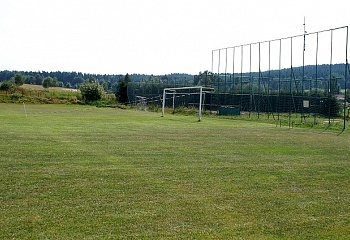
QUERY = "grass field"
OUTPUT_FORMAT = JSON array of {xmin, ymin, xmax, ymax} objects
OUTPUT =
[{"xmin": 1, "ymin": 103, "xmax": 350, "ymax": 239}]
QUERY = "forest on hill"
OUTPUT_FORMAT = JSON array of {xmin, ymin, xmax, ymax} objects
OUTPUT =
[
  {"xmin": 0, "ymin": 70, "xmax": 193, "ymax": 92},
  {"xmin": 0, "ymin": 63, "xmax": 348, "ymax": 92}
]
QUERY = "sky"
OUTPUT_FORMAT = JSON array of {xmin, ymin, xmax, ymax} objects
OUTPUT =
[{"xmin": 0, "ymin": 0, "xmax": 349, "ymax": 75}]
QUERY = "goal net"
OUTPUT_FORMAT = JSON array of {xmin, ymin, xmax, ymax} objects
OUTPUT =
[{"xmin": 161, "ymin": 86, "xmax": 214, "ymax": 121}]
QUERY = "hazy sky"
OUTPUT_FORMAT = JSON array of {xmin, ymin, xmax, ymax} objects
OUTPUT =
[{"xmin": 0, "ymin": 0, "xmax": 349, "ymax": 75}]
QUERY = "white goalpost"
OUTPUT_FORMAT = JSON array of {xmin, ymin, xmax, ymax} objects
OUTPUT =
[{"xmin": 161, "ymin": 86, "xmax": 214, "ymax": 121}]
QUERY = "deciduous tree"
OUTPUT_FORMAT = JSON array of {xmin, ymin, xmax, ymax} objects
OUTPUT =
[
  {"xmin": 14, "ymin": 74, "xmax": 24, "ymax": 86},
  {"xmin": 42, "ymin": 77, "xmax": 54, "ymax": 88}
]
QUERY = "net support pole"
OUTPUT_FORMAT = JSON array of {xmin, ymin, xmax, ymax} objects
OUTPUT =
[
  {"xmin": 289, "ymin": 37, "xmax": 293, "ymax": 128},
  {"xmin": 302, "ymin": 18, "xmax": 306, "ymax": 123},
  {"xmin": 172, "ymin": 92, "xmax": 175, "ymax": 112},
  {"xmin": 162, "ymin": 88, "xmax": 166, "ymax": 117},
  {"xmin": 328, "ymin": 30, "xmax": 333, "ymax": 125},
  {"xmin": 240, "ymin": 45, "xmax": 244, "ymax": 107},
  {"xmin": 249, "ymin": 44, "xmax": 252, "ymax": 118},
  {"xmin": 232, "ymin": 47, "xmax": 236, "ymax": 101},
  {"xmin": 211, "ymin": 50, "xmax": 214, "ymax": 73},
  {"xmin": 199, "ymin": 86, "xmax": 203, "ymax": 121},
  {"xmin": 344, "ymin": 26, "xmax": 349, "ymax": 131},
  {"xmin": 278, "ymin": 39, "xmax": 282, "ymax": 121}
]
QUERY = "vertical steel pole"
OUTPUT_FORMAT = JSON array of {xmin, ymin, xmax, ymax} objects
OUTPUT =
[
  {"xmin": 211, "ymin": 50, "xmax": 214, "ymax": 73},
  {"xmin": 302, "ymin": 20, "xmax": 306, "ymax": 122},
  {"xmin": 258, "ymin": 42, "xmax": 261, "ymax": 119},
  {"xmin": 218, "ymin": 49, "xmax": 221, "ymax": 95},
  {"xmin": 199, "ymin": 86, "xmax": 203, "ymax": 121},
  {"xmin": 316, "ymin": 33, "xmax": 319, "ymax": 94},
  {"xmin": 268, "ymin": 41, "xmax": 271, "ymax": 119},
  {"xmin": 315, "ymin": 32, "xmax": 319, "ymax": 125},
  {"xmin": 172, "ymin": 92, "xmax": 175, "ymax": 112},
  {"xmin": 249, "ymin": 44, "xmax": 252, "ymax": 118},
  {"xmin": 290, "ymin": 37, "xmax": 293, "ymax": 128},
  {"xmin": 278, "ymin": 39, "xmax": 282, "ymax": 121},
  {"xmin": 225, "ymin": 48, "xmax": 228, "ymax": 93},
  {"xmin": 240, "ymin": 46, "xmax": 244, "ymax": 108},
  {"xmin": 232, "ymin": 47, "xmax": 236, "ymax": 101},
  {"xmin": 328, "ymin": 30, "xmax": 333, "ymax": 125},
  {"xmin": 344, "ymin": 26, "xmax": 348, "ymax": 130},
  {"xmin": 162, "ymin": 88, "xmax": 166, "ymax": 117}
]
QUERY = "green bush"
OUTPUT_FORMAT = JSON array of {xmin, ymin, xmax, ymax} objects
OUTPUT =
[
  {"xmin": 10, "ymin": 93, "xmax": 22, "ymax": 100},
  {"xmin": 79, "ymin": 82, "xmax": 104, "ymax": 102},
  {"xmin": 0, "ymin": 81, "xmax": 15, "ymax": 92}
]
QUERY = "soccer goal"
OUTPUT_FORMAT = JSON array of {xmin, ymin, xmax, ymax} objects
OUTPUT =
[
  {"xmin": 161, "ymin": 86, "xmax": 214, "ymax": 121},
  {"xmin": 135, "ymin": 96, "xmax": 147, "ymax": 111}
]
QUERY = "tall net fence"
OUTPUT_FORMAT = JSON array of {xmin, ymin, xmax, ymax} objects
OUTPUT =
[
  {"xmin": 126, "ymin": 26, "xmax": 349, "ymax": 129},
  {"xmin": 210, "ymin": 26, "xmax": 349, "ymax": 129},
  {"xmin": 126, "ymin": 72, "xmax": 201, "ymax": 113}
]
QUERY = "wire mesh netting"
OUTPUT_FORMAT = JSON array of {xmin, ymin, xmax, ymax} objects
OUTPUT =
[{"xmin": 127, "ymin": 26, "xmax": 349, "ymax": 130}]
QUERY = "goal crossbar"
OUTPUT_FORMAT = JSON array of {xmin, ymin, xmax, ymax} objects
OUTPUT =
[{"xmin": 161, "ymin": 86, "xmax": 214, "ymax": 121}]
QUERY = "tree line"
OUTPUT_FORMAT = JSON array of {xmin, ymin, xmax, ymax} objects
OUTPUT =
[
  {"xmin": 0, "ymin": 64, "xmax": 347, "ymax": 91},
  {"xmin": 0, "ymin": 70, "xmax": 193, "ymax": 91},
  {"xmin": 0, "ymin": 64, "xmax": 348, "ymax": 105}
]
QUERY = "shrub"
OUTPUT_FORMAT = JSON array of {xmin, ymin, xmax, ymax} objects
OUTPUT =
[
  {"xmin": 320, "ymin": 97, "xmax": 342, "ymax": 117},
  {"xmin": 0, "ymin": 81, "xmax": 15, "ymax": 92},
  {"xmin": 10, "ymin": 93, "xmax": 22, "ymax": 100},
  {"xmin": 79, "ymin": 82, "xmax": 104, "ymax": 102}
]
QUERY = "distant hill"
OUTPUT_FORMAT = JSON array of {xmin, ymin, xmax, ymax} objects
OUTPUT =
[
  {"xmin": 0, "ymin": 70, "xmax": 194, "ymax": 91},
  {"xmin": 0, "ymin": 63, "xmax": 348, "ymax": 90}
]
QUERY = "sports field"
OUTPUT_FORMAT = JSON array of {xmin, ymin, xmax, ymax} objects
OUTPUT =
[{"xmin": 1, "ymin": 104, "xmax": 350, "ymax": 239}]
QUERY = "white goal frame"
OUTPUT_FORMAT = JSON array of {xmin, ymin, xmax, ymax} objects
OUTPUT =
[{"xmin": 161, "ymin": 86, "xmax": 214, "ymax": 121}]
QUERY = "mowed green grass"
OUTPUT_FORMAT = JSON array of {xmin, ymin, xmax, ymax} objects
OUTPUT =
[{"xmin": 1, "ymin": 104, "xmax": 350, "ymax": 239}]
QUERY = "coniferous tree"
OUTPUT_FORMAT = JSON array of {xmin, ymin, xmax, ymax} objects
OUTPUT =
[{"xmin": 115, "ymin": 74, "xmax": 131, "ymax": 103}]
